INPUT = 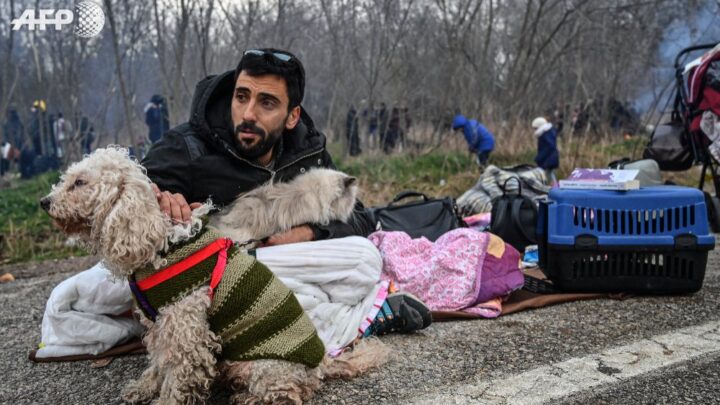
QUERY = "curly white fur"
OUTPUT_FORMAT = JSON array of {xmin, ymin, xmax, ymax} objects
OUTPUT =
[
  {"xmin": 221, "ymin": 338, "xmax": 390, "ymax": 405},
  {"xmin": 40, "ymin": 146, "xmax": 205, "ymax": 276},
  {"xmin": 41, "ymin": 146, "xmax": 388, "ymax": 404}
]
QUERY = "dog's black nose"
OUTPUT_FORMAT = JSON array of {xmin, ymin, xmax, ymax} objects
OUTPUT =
[{"xmin": 40, "ymin": 197, "xmax": 51, "ymax": 211}]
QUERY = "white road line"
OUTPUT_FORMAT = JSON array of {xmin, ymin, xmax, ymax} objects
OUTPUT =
[{"xmin": 411, "ymin": 320, "xmax": 720, "ymax": 405}]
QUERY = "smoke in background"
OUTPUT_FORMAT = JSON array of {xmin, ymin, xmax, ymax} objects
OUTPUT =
[
  {"xmin": 0, "ymin": 0, "xmax": 716, "ymax": 147},
  {"xmin": 635, "ymin": 0, "xmax": 720, "ymax": 118}
]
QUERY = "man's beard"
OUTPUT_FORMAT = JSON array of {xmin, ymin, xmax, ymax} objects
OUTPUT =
[{"xmin": 233, "ymin": 117, "xmax": 286, "ymax": 160}]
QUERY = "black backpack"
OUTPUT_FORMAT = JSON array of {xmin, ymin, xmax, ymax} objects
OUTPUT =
[{"xmin": 490, "ymin": 177, "xmax": 538, "ymax": 252}]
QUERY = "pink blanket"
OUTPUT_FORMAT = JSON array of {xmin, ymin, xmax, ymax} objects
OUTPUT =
[{"xmin": 368, "ymin": 229, "xmax": 524, "ymax": 317}]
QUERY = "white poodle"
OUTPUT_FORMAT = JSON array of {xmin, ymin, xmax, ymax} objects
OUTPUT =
[{"xmin": 41, "ymin": 146, "xmax": 389, "ymax": 404}]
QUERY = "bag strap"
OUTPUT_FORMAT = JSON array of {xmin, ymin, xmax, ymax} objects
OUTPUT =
[
  {"xmin": 501, "ymin": 176, "xmax": 523, "ymax": 196},
  {"xmin": 671, "ymin": 109, "xmax": 682, "ymax": 123},
  {"xmin": 511, "ymin": 197, "xmax": 536, "ymax": 243},
  {"xmin": 608, "ymin": 157, "xmax": 630, "ymax": 169},
  {"xmin": 390, "ymin": 191, "xmax": 429, "ymax": 206}
]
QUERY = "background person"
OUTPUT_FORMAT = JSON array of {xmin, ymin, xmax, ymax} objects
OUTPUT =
[
  {"xmin": 452, "ymin": 113, "xmax": 495, "ymax": 168},
  {"xmin": 531, "ymin": 116, "xmax": 560, "ymax": 184}
]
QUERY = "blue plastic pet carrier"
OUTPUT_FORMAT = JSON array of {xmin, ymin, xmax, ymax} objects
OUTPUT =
[{"xmin": 537, "ymin": 186, "xmax": 715, "ymax": 293}]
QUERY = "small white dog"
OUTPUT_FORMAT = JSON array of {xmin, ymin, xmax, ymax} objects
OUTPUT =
[{"xmin": 41, "ymin": 146, "xmax": 388, "ymax": 404}]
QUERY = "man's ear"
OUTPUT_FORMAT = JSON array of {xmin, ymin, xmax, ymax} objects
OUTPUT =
[{"xmin": 285, "ymin": 106, "xmax": 301, "ymax": 130}]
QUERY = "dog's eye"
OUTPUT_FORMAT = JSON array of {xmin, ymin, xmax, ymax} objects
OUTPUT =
[{"xmin": 72, "ymin": 178, "xmax": 87, "ymax": 189}]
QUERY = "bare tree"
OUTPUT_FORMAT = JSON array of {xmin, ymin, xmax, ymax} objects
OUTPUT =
[
  {"xmin": 0, "ymin": 0, "xmax": 19, "ymax": 118},
  {"xmin": 1, "ymin": 0, "xmax": 713, "ymax": 164},
  {"xmin": 104, "ymin": 0, "xmax": 150, "ymax": 152},
  {"xmin": 192, "ymin": 0, "xmax": 215, "ymax": 78}
]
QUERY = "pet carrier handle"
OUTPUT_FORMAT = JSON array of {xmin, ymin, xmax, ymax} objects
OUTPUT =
[
  {"xmin": 390, "ymin": 191, "xmax": 429, "ymax": 205},
  {"xmin": 501, "ymin": 176, "xmax": 523, "ymax": 196}
]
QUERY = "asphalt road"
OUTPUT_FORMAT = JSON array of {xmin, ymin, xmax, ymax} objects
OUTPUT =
[{"xmin": 1, "ymin": 247, "xmax": 719, "ymax": 405}]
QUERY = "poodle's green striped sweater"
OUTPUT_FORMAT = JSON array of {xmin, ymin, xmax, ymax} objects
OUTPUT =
[{"xmin": 129, "ymin": 227, "xmax": 325, "ymax": 368}]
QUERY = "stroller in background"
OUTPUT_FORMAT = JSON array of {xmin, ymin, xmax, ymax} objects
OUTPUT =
[{"xmin": 644, "ymin": 42, "xmax": 720, "ymax": 230}]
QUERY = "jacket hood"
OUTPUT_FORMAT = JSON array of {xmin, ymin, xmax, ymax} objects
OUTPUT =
[
  {"xmin": 188, "ymin": 70, "xmax": 325, "ymax": 164},
  {"xmin": 534, "ymin": 122, "xmax": 554, "ymax": 137},
  {"xmin": 452, "ymin": 114, "xmax": 467, "ymax": 129},
  {"xmin": 531, "ymin": 117, "xmax": 548, "ymax": 129}
]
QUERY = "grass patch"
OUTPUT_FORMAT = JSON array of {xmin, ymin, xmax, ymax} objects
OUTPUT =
[
  {"xmin": 601, "ymin": 136, "xmax": 647, "ymax": 158},
  {"xmin": 0, "ymin": 134, "xmax": 703, "ymax": 264},
  {"xmin": 0, "ymin": 171, "xmax": 87, "ymax": 265},
  {"xmin": 334, "ymin": 134, "xmax": 700, "ymax": 207},
  {"xmin": 335, "ymin": 151, "xmax": 479, "ymax": 207}
]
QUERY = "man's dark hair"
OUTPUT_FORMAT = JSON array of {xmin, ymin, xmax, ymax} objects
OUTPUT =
[{"xmin": 234, "ymin": 48, "xmax": 305, "ymax": 109}]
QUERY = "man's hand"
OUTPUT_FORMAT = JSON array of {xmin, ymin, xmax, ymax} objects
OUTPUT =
[
  {"xmin": 151, "ymin": 183, "xmax": 202, "ymax": 224},
  {"xmin": 263, "ymin": 225, "xmax": 314, "ymax": 247}
]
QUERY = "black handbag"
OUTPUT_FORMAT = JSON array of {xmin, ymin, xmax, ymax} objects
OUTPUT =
[
  {"xmin": 370, "ymin": 191, "xmax": 464, "ymax": 241},
  {"xmin": 642, "ymin": 111, "xmax": 694, "ymax": 171},
  {"xmin": 490, "ymin": 177, "xmax": 538, "ymax": 252}
]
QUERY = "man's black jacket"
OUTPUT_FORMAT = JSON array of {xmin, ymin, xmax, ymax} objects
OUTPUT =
[{"xmin": 142, "ymin": 70, "xmax": 374, "ymax": 239}]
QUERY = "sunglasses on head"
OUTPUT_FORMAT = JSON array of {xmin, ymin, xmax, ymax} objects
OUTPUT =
[{"xmin": 243, "ymin": 49, "xmax": 294, "ymax": 62}]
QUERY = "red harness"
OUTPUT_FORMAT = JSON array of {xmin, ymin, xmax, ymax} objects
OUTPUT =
[{"xmin": 135, "ymin": 237, "xmax": 233, "ymax": 301}]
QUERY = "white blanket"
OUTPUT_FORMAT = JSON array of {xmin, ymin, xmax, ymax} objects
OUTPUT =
[
  {"xmin": 257, "ymin": 236, "xmax": 385, "ymax": 353},
  {"xmin": 37, "ymin": 262, "xmax": 144, "ymax": 358},
  {"xmin": 36, "ymin": 236, "xmax": 384, "ymax": 358}
]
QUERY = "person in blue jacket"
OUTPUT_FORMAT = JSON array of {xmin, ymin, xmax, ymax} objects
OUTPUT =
[
  {"xmin": 531, "ymin": 116, "xmax": 559, "ymax": 184},
  {"xmin": 452, "ymin": 114, "xmax": 495, "ymax": 167},
  {"xmin": 144, "ymin": 94, "xmax": 170, "ymax": 144}
]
